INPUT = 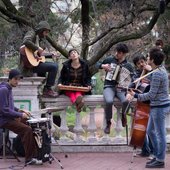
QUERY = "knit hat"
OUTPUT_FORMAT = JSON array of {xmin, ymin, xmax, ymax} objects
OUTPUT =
[{"xmin": 8, "ymin": 69, "xmax": 23, "ymax": 80}]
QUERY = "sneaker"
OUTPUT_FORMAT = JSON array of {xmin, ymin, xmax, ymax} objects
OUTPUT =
[
  {"xmin": 121, "ymin": 114, "xmax": 127, "ymax": 127},
  {"xmin": 43, "ymin": 88, "xmax": 59, "ymax": 98},
  {"xmin": 146, "ymin": 158, "xmax": 156, "ymax": 165},
  {"xmin": 145, "ymin": 160, "xmax": 165, "ymax": 168},
  {"xmin": 25, "ymin": 158, "xmax": 43, "ymax": 166},
  {"xmin": 148, "ymin": 154, "xmax": 154, "ymax": 160},
  {"xmin": 136, "ymin": 152, "xmax": 150, "ymax": 157}
]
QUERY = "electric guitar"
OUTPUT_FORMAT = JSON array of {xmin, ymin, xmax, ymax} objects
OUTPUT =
[{"xmin": 20, "ymin": 45, "xmax": 45, "ymax": 68}]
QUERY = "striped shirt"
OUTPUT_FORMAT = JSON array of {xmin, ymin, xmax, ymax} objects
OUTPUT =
[
  {"xmin": 69, "ymin": 66, "xmax": 83, "ymax": 86},
  {"xmin": 137, "ymin": 66, "xmax": 170, "ymax": 106}
]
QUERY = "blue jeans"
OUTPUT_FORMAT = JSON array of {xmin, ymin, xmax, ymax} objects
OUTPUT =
[
  {"xmin": 103, "ymin": 87, "xmax": 128, "ymax": 120},
  {"xmin": 141, "ymin": 134, "xmax": 153, "ymax": 156},
  {"xmin": 147, "ymin": 106, "xmax": 170, "ymax": 162}
]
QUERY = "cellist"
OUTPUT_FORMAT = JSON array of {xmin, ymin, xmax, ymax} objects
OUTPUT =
[
  {"xmin": 129, "ymin": 53, "xmax": 153, "ymax": 158},
  {"xmin": 127, "ymin": 48, "xmax": 170, "ymax": 169}
]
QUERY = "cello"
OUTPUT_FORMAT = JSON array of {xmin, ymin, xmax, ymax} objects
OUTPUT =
[
  {"xmin": 129, "ymin": 70, "xmax": 151, "ymax": 148},
  {"xmin": 129, "ymin": 68, "xmax": 159, "ymax": 148}
]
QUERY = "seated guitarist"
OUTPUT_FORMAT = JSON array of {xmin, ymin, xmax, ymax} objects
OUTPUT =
[{"xmin": 20, "ymin": 21, "xmax": 58, "ymax": 98}]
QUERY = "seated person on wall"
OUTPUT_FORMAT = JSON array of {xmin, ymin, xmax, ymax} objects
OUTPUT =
[
  {"xmin": 0, "ymin": 69, "xmax": 41, "ymax": 165},
  {"xmin": 57, "ymin": 49, "xmax": 92, "ymax": 112},
  {"xmin": 96, "ymin": 43, "xmax": 134, "ymax": 134},
  {"xmin": 20, "ymin": 20, "xmax": 58, "ymax": 98}
]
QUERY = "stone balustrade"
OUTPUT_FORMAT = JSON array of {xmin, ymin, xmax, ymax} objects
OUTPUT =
[
  {"xmin": 41, "ymin": 95, "xmax": 134, "ymax": 145},
  {"xmin": 1, "ymin": 77, "xmax": 170, "ymax": 152}
]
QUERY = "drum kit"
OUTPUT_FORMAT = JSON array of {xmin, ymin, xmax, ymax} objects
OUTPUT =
[{"xmin": 26, "ymin": 107, "xmax": 67, "ymax": 169}]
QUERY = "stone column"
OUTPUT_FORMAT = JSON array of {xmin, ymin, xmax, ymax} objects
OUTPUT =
[
  {"xmin": 113, "ymin": 106, "xmax": 124, "ymax": 143},
  {"xmin": 73, "ymin": 111, "xmax": 84, "ymax": 143},
  {"xmin": 59, "ymin": 109, "xmax": 70, "ymax": 142},
  {"xmin": 87, "ymin": 106, "xmax": 97, "ymax": 143}
]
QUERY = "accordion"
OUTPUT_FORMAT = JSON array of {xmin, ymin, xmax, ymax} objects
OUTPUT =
[
  {"xmin": 105, "ymin": 63, "xmax": 131, "ymax": 89},
  {"xmin": 105, "ymin": 63, "xmax": 121, "ymax": 82}
]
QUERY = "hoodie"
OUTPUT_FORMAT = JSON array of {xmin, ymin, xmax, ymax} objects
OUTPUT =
[
  {"xmin": 22, "ymin": 21, "xmax": 51, "ymax": 52},
  {"xmin": 0, "ymin": 82, "xmax": 22, "ymax": 127}
]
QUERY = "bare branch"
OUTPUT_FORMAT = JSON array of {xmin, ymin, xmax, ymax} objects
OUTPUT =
[{"xmin": 0, "ymin": 5, "xmax": 31, "ymax": 26}]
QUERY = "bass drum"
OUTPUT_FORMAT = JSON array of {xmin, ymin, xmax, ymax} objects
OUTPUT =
[{"xmin": 129, "ymin": 101, "xmax": 150, "ymax": 147}]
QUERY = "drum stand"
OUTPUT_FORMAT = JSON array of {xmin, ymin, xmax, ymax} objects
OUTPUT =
[{"xmin": 46, "ymin": 111, "xmax": 68, "ymax": 169}]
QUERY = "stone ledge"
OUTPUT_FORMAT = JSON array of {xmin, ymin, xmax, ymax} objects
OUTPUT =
[
  {"xmin": 51, "ymin": 144, "xmax": 133, "ymax": 153},
  {"xmin": 51, "ymin": 143, "xmax": 170, "ymax": 153},
  {"xmin": 40, "ymin": 95, "xmax": 137, "ymax": 107}
]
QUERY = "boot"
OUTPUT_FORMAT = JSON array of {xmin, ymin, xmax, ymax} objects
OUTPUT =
[
  {"xmin": 43, "ymin": 87, "xmax": 59, "ymax": 98},
  {"xmin": 104, "ymin": 120, "xmax": 111, "ymax": 134},
  {"xmin": 75, "ymin": 96, "xmax": 84, "ymax": 112}
]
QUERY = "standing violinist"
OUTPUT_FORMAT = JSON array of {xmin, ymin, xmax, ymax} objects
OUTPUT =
[
  {"xmin": 96, "ymin": 43, "xmax": 134, "ymax": 134},
  {"xmin": 129, "ymin": 53, "xmax": 153, "ymax": 158},
  {"xmin": 127, "ymin": 48, "xmax": 170, "ymax": 169}
]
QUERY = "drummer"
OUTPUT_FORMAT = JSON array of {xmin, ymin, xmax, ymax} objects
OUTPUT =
[
  {"xmin": 0, "ymin": 69, "xmax": 41, "ymax": 165},
  {"xmin": 57, "ymin": 49, "xmax": 92, "ymax": 112}
]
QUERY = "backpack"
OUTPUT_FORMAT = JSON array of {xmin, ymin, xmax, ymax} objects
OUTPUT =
[{"xmin": 13, "ymin": 135, "xmax": 25, "ymax": 157}]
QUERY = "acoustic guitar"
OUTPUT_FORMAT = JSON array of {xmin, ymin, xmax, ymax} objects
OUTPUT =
[{"xmin": 20, "ymin": 45, "xmax": 45, "ymax": 68}]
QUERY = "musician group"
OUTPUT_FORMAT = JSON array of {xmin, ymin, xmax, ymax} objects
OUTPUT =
[{"xmin": 0, "ymin": 20, "xmax": 170, "ymax": 169}]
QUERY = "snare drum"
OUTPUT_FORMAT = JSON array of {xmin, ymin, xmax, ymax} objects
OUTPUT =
[{"xmin": 27, "ymin": 118, "xmax": 49, "ymax": 130}]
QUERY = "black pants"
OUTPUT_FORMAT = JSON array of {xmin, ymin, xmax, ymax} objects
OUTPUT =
[{"xmin": 33, "ymin": 62, "xmax": 58, "ymax": 87}]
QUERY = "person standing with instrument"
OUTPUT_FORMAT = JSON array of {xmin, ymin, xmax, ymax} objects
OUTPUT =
[
  {"xmin": 0, "ymin": 69, "xmax": 41, "ymax": 165},
  {"xmin": 20, "ymin": 21, "xmax": 58, "ymax": 98},
  {"xmin": 127, "ymin": 48, "xmax": 170, "ymax": 168},
  {"xmin": 57, "ymin": 49, "xmax": 92, "ymax": 112},
  {"xmin": 130, "ymin": 53, "xmax": 153, "ymax": 158},
  {"xmin": 96, "ymin": 43, "xmax": 134, "ymax": 134}
]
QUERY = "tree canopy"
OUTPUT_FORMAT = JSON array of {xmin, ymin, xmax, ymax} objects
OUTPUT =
[{"xmin": 0, "ymin": 0, "xmax": 170, "ymax": 74}]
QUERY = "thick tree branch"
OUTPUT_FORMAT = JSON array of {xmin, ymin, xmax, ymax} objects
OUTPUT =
[
  {"xmin": 88, "ymin": 10, "xmax": 160, "ymax": 66},
  {"xmin": 0, "ymin": 5, "xmax": 31, "ymax": 26},
  {"xmin": 2, "ymin": 0, "xmax": 19, "ymax": 15},
  {"xmin": 80, "ymin": 0, "xmax": 90, "ymax": 60},
  {"xmin": 46, "ymin": 36, "xmax": 68, "ymax": 58}
]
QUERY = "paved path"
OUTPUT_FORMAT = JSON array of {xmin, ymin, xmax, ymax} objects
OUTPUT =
[{"xmin": 1, "ymin": 152, "xmax": 170, "ymax": 170}]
